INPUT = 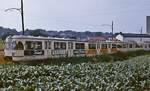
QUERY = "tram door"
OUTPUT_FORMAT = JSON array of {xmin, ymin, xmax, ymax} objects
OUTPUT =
[
  {"xmin": 111, "ymin": 44, "xmax": 117, "ymax": 53},
  {"xmin": 52, "ymin": 42, "xmax": 67, "ymax": 58},
  {"xmin": 12, "ymin": 41, "xmax": 24, "ymax": 59},
  {"xmin": 86, "ymin": 43, "xmax": 97, "ymax": 56},
  {"xmin": 100, "ymin": 44, "xmax": 108, "ymax": 54},
  {"xmin": 68, "ymin": 42, "xmax": 74, "ymax": 57},
  {"xmin": 44, "ymin": 41, "xmax": 51, "ymax": 59},
  {"xmin": 4, "ymin": 41, "xmax": 13, "ymax": 57}
]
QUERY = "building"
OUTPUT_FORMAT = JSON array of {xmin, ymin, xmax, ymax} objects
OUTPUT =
[
  {"xmin": 116, "ymin": 33, "xmax": 150, "ymax": 43},
  {"xmin": 146, "ymin": 16, "xmax": 150, "ymax": 35}
]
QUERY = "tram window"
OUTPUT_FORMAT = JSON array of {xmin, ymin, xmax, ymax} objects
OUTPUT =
[
  {"xmin": 101, "ymin": 44, "xmax": 107, "ymax": 49},
  {"xmin": 68, "ymin": 42, "xmax": 73, "ymax": 49},
  {"xmin": 35, "ymin": 42, "xmax": 42, "ymax": 49},
  {"xmin": 5, "ymin": 42, "xmax": 9, "ymax": 49},
  {"xmin": 45, "ymin": 41, "xmax": 50, "ymax": 49},
  {"xmin": 108, "ymin": 44, "xmax": 111, "ymax": 48},
  {"xmin": 54, "ymin": 42, "xmax": 59, "ymax": 49},
  {"xmin": 75, "ymin": 43, "xmax": 85, "ymax": 49},
  {"xmin": 25, "ymin": 41, "xmax": 42, "ymax": 50},
  {"xmin": 145, "ymin": 45, "xmax": 147, "ymax": 48},
  {"xmin": 12, "ymin": 41, "xmax": 16, "ymax": 49},
  {"xmin": 117, "ymin": 44, "xmax": 122, "ymax": 48},
  {"xmin": 48, "ymin": 41, "xmax": 51, "ymax": 49},
  {"xmin": 14, "ymin": 41, "xmax": 24, "ymax": 50},
  {"xmin": 5, "ymin": 42, "xmax": 13, "ymax": 50},
  {"xmin": 45, "ymin": 41, "xmax": 48, "ymax": 49},
  {"xmin": 89, "ymin": 44, "xmax": 96, "ymax": 49},
  {"xmin": 129, "ymin": 44, "xmax": 133, "ymax": 48},
  {"xmin": 135, "ymin": 44, "xmax": 140, "ymax": 48},
  {"xmin": 26, "ymin": 41, "xmax": 33, "ymax": 49},
  {"xmin": 54, "ymin": 42, "xmax": 66, "ymax": 49},
  {"xmin": 61, "ymin": 42, "xmax": 66, "ymax": 49},
  {"xmin": 112, "ymin": 44, "xmax": 116, "ymax": 48},
  {"xmin": 140, "ymin": 45, "xmax": 143, "ymax": 48},
  {"xmin": 97, "ymin": 44, "xmax": 101, "ymax": 49},
  {"xmin": 123, "ymin": 44, "xmax": 127, "ymax": 48}
]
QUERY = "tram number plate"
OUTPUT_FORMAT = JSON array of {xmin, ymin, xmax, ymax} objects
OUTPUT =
[
  {"xmin": 34, "ymin": 50, "xmax": 44, "ymax": 55},
  {"xmin": 24, "ymin": 50, "xmax": 44, "ymax": 56}
]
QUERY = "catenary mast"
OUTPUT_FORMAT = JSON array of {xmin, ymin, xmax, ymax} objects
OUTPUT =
[{"xmin": 21, "ymin": 0, "xmax": 25, "ymax": 35}]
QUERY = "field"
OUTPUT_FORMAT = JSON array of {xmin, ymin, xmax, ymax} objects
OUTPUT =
[{"xmin": 0, "ymin": 55, "xmax": 149, "ymax": 90}]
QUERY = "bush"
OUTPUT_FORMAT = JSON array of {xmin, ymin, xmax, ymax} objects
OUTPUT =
[
  {"xmin": 23, "ymin": 50, "xmax": 150, "ymax": 65},
  {"xmin": 96, "ymin": 54, "xmax": 112, "ymax": 62},
  {"xmin": 110, "ymin": 51, "xmax": 128, "ymax": 61}
]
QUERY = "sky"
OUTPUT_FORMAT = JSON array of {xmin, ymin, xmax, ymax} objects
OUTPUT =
[{"xmin": 0, "ymin": 0, "xmax": 150, "ymax": 33}]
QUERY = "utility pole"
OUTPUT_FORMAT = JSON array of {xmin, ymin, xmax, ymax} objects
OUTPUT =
[
  {"xmin": 5, "ymin": 0, "xmax": 25, "ymax": 35},
  {"xmin": 112, "ymin": 21, "xmax": 114, "ymax": 41},
  {"xmin": 140, "ymin": 27, "xmax": 143, "ymax": 34},
  {"xmin": 140, "ymin": 27, "xmax": 143, "ymax": 42},
  {"xmin": 21, "ymin": 0, "xmax": 25, "ymax": 35},
  {"xmin": 101, "ymin": 21, "xmax": 114, "ymax": 41}
]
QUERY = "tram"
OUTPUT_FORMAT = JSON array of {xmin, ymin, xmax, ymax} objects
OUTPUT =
[{"xmin": 4, "ymin": 35, "xmax": 150, "ymax": 61}]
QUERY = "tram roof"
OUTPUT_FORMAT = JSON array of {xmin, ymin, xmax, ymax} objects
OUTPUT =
[{"xmin": 11, "ymin": 35, "xmax": 87, "ymax": 42}]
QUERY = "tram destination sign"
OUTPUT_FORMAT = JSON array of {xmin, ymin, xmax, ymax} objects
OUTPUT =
[{"xmin": 73, "ymin": 49, "xmax": 86, "ymax": 54}]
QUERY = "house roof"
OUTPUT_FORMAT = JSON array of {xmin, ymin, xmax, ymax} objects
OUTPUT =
[{"xmin": 119, "ymin": 33, "xmax": 150, "ymax": 38}]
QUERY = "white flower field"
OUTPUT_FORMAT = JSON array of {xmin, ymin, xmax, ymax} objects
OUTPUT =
[{"xmin": 0, "ymin": 55, "xmax": 150, "ymax": 91}]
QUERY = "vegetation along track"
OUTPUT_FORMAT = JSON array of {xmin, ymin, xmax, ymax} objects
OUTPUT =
[{"xmin": 0, "ymin": 55, "xmax": 149, "ymax": 90}]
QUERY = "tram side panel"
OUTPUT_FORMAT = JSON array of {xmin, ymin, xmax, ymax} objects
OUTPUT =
[
  {"xmin": 12, "ymin": 39, "xmax": 25, "ymax": 61},
  {"xmin": 12, "ymin": 39, "xmax": 46, "ymax": 61},
  {"xmin": 4, "ymin": 42, "xmax": 13, "ymax": 57},
  {"xmin": 4, "ymin": 36, "xmax": 15, "ymax": 57}
]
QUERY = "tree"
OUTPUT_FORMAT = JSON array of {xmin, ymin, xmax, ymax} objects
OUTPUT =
[
  {"xmin": 1, "ymin": 33, "xmax": 11, "ymax": 40},
  {"xmin": 95, "ymin": 32, "xmax": 103, "ymax": 36},
  {"xmin": 29, "ymin": 30, "xmax": 49, "ymax": 37}
]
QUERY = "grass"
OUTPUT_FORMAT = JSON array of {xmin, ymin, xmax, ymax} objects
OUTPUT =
[
  {"xmin": 33, "ymin": 50, "xmax": 150, "ymax": 65},
  {"xmin": 0, "ymin": 55, "xmax": 12, "ymax": 64},
  {"xmin": 0, "ymin": 39, "xmax": 4, "ymax": 51},
  {"xmin": 0, "ymin": 47, "xmax": 150, "ymax": 65}
]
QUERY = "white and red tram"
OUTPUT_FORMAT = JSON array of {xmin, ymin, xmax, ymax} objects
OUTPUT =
[{"xmin": 4, "ymin": 35, "xmax": 150, "ymax": 61}]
